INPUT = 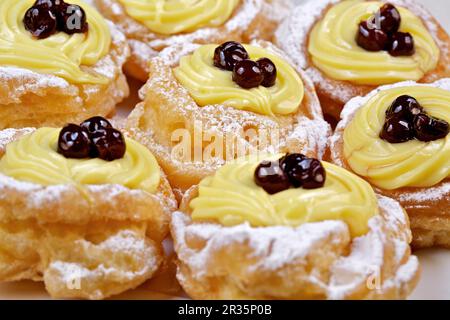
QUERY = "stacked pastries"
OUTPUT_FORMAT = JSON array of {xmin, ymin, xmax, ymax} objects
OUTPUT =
[{"xmin": 0, "ymin": 0, "xmax": 448, "ymax": 300}]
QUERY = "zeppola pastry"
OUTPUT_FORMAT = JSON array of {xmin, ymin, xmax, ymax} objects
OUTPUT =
[
  {"xmin": 172, "ymin": 154, "xmax": 420, "ymax": 299},
  {"xmin": 126, "ymin": 40, "xmax": 330, "ymax": 193},
  {"xmin": 330, "ymin": 79, "xmax": 449, "ymax": 249},
  {"xmin": 0, "ymin": 117, "xmax": 177, "ymax": 299},
  {"xmin": 0, "ymin": 0, "xmax": 129, "ymax": 129},
  {"xmin": 94, "ymin": 0, "xmax": 291, "ymax": 81},
  {"xmin": 275, "ymin": 0, "xmax": 450, "ymax": 120}
]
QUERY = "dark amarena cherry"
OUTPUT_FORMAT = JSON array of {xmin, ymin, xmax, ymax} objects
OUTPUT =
[
  {"xmin": 213, "ymin": 41, "xmax": 249, "ymax": 71},
  {"xmin": 283, "ymin": 157, "xmax": 326, "ymax": 189},
  {"xmin": 380, "ymin": 116, "xmax": 414, "ymax": 143},
  {"xmin": 254, "ymin": 160, "xmax": 291, "ymax": 194},
  {"xmin": 23, "ymin": 5, "xmax": 58, "ymax": 39},
  {"xmin": 378, "ymin": 3, "xmax": 401, "ymax": 34},
  {"xmin": 257, "ymin": 58, "xmax": 277, "ymax": 87},
  {"xmin": 255, "ymin": 153, "xmax": 329, "ymax": 192},
  {"xmin": 57, "ymin": 124, "xmax": 91, "ymax": 158},
  {"xmin": 413, "ymin": 113, "xmax": 450, "ymax": 142},
  {"xmin": 232, "ymin": 60, "xmax": 264, "ymax": 89},
  {"xmin": 33, "ymin": 0, "xmax": 64, "ymax": 10},
  {"xmin": 356, "ymin": 21, "xmax": 389, "ymax": 52},
  {"xmin": 57, "ymin": 3, "xmax": 89, "ymax": 34},
  {"xmin": 279, "ymin": 153, "xmax": 305, "ymax": 172},
  {"xmin": 296, "ymin": 158, "xmax": 326, "ymax": 190},
  {"xmin": 386, "ymin": 95, "xmax": 423, "ymax": 121},
  {"xmin": 80, "ymin": 116, "xmax": 112, "ymax": 138},
  {"xmin": 389, "ymin": 32, "xmax": 415, "ymax": 56},
  {"xmin": 92, "ymin": 128, "xmax": 126, "ymax": 161}
]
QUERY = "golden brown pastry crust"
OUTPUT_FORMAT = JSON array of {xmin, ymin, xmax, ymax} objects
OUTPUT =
[
  {"xmin": 0, "ymin": 23, "xmax": 130, "ymax": 130},
  {"xmin": 275, "ymin": 0, "xmax": 450, "ymax": 120},
  {"xmin": 126, "ymin": 41, "xmax": 331, "ymax": 194},
  {"xmin": 94, "ymin": 0, "xmax": 292, "ymax": 81},
  {"xmin": 329, "ymin": 81, "xmax": 450, "ymax": 249},
  {"xmin": 0, "ymin": 128, "xmax": 177, "ymax": 300},
  {"xmin": 171, "ymin": 186, "xmax": 420, "ymax": 300}
]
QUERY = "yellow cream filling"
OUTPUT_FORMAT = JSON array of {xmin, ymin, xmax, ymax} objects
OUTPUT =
[
  {"xmin": 344, "ymin": 86, "xmax": 450, "ymax": 190},
  {"xmin": 117, "ymin": 0, "xmax": 240, "ymax": 35},
  {"xmin": 0, "ymin": 0, "xmax": 111, "ymax": 84},
  {"xmin": 174, "ymin": 44, "xmax": 304, "ymax": 116},
  {"xmin": 190, "ymin": 155, "xmax": 379, "ymax": 237},
  {"xmin": 308, "ymin": 0, "xmax": 439, "ymax": 85},
  {"xmin": 0, "ymin": 128, "xmax": 161, "ymax": 194}
]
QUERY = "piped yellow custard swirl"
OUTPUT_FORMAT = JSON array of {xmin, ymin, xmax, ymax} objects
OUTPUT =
[
  {"xmin": 0, "ymin": 128, "xmax": 161, "ymax": 194},
  {"xmin": 344, "ymin": 85, "xmax": 450, "ymax": 190},
  {"xmin": 0, "ymin": 0, "xmax": 111, "ymax": 84},
  {"xmin": 190, "ymin": 155, "xmax": 379, "ymax": 237},
  {"xmin": 117, "ymin": 0, "xmax": 240, "ymax": 35},
  {"xmin": 174, "ymin": 44, "xmax": 304, "ymax": 116},
  {"xmin": 308, "ymin": 0, "xmax": 439, "ymax": 85}
]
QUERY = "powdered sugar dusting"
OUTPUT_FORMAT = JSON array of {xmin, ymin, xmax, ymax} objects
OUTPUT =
[
  {"xmin": 150, "ymin": 42, "xmax": 201, "ymax": 70},
  {"xmin": 275, "ymin": 0, "xmax": 448, "ymax": 103},
  {"xmin": 173, "ymin": 212, "xmax": 349, "ymax": 275},
  {"xmin": 0, "ymin": 18, "xmax": 128, "ymax": 100},
  {"xmin": 392, "ymin": 0, "xmax": 447, "ymax": 51},
  {"xmin": 276, "ymin": 0, "xmax": 446, "ymax": 68},
  {"xmin": 0, "ymin": 128, "xmax": 176, "ymax": 223},
  {"xmin": 46, "ymin": 230, "xmax": 160, "ymax": 299}
]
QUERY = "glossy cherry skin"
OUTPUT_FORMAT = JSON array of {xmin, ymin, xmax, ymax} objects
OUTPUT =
[
  {"xmin": 254, "ymin": 160, "xmax": 291, "ymax": 194},
  {"xmin": 57, "ymin": 124, "xmax": 91, "ymax": 158},
  {"xmin": 213, "ymin": 41, "xmax": 249, "ymax": 71},
  {"xmin": 356, "ymin": 21, "xmax": 389, "ymax": 52},
  {"xmin": 279, "ymin": 153, "xmax": 307, "ymax": 188},
  {"xmin": 33, "ymin": 0, "xmax": 64, "ymax": 10},
  {"xmin": 413, "ymin": 113, "xmax": 449, "ymax": 142},
  {"xmin": 232, "ymin": 60, "xmax": 264, "ymax": 89},
  {"xmin": 91, "ymin": 128, "xmax": 126, "ymax": 161},
  {"xmin": 299, "ymin": 158, "xmax": 326, "ymax": 189},
  {"xmin": 389, "ymin": 32, "xmax": 415, "ymax": 56},
  {"xmin": 257, "ymin": 58, "xmax": 277, "ymax": 87}
]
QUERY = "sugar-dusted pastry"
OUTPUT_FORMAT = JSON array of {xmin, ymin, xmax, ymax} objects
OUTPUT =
[
  {"xmin": 126, "ymin": 40, "xmax": 331, "ymax": 194},
  {"xmin": 275, "ymin": 0, "xmax": 450, "ymax": 120},
  {"xmin": 0, "ymin": 0, "xmax": 130, "ymax": 129},
  {"xmin": 94, "ymin": 0, "xmax": 291, "ymax": 81},
  {"xmin": 171, "ymin": 154, "xmax": 419, "ymax": 300},
  {"xmin": 0, "ymin": 117, "xmax": 177, "ymax": 299},
  {"xmin": 330, "ymin": 79, "xmax": 449, "ymax": 249}
]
